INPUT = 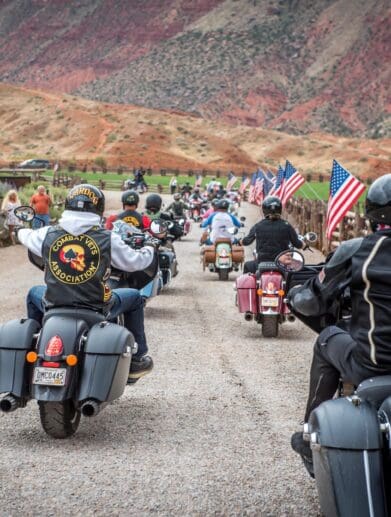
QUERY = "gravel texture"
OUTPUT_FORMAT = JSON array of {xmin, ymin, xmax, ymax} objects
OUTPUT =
[{"xmin": 0, "ymin": 192, "xmax": 322, "ymax": 516}]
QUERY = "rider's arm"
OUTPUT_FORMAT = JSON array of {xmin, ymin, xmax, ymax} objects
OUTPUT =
[
  {"xmin": 110, "ymin": 232, "xmax": 154, "ymax": 272},
  {"xmin": 17, "ymin": 227, "xmax": 50, "ymax": 257},
  {"xmin": 287, "ymin": 223, "xmax": 304, "ymax": 249},
  {"xmin": 201, "ymin": 213, "xmax": 215, "ymax": 228},
  {"xmin": 229, "ymin": 214, "xmax": 242, "ymax": 228},
  {"xmin": 242, "ymin": 224, "xmax": 256, "ymax": 246}
]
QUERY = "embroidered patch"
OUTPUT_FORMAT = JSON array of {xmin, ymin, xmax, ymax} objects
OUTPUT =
[{"xmin": 49, "ymin": 234, "xmax": 100, "ymax": 284}]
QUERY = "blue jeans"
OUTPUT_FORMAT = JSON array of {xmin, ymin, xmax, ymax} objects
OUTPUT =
[
  {"xmin": 26, "ymin": 286, "xmax": 148, "ymax": 357},
  {"xmin": 32, "ymin": 214, "xmax": 50, "ymax": 229}
]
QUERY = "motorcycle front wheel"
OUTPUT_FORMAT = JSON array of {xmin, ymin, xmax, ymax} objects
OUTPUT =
[
  {"xmin": 38, "ymin": 400, "xmax": 81, "ymax": 439},
  {"xmin": 262, "ymin": 315, "xmax": 279, "ymax": 337}
]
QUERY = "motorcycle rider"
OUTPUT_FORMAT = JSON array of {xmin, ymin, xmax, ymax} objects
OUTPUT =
[
  {"xmin": 17, "ymin": 184, "xmax": 156, "ymax": 383},
  {"xmin": 201, "ymin": 198, "xmax": 242, "ymax": 244},
  {"xmin": 240, "ymin": 196, "xmax": 303, "ymax": 273},
  {"xmin": 289, "ymin": 174, "xmax": 391, "ymax": 469},
  {"xmin": 166, "ymin": 193, "xmax": 189, "ymax": 218},
  {"xmin": 105, "ymin": 190, "xmax": 151, "ymax": 230},
  {"xmin": 189, "ymin": 187, "xmax": 206, "ymax": 203},
  {"xmin": 144, "ymin": 193, "xmax": 183, "ymax": 241}
]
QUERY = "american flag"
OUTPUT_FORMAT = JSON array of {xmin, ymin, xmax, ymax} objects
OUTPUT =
[
  {"xmin": 326, "ymin": 160, "xmax": 366, "ymax": 240},
  {"xmin": 270, "ymin": 165, "xmax": 285, "ymax": 198},
  {"xmin": 254, "ymin": 170, "xmax": 265, "ymax": 205},
  {"xmin": 281, "ymin": 160, "xmax": 305, "ymax": 206},
  {"xmin": 195, "ymin": 174, "xmax": 203, "ymax": 187},
  {"xmin": 248, "ymin": 172, "xmax": 257, "ymax": 203},
  {"xmin": 238, "ymin": 175, "xmax": 250, "ymax": 194},
  {"xmin": 226, "ymin": 171, "xmax": 238, "ymax": 191},
  {"xmin": 266, "ymin": 170, "xmax": 276, "ymax": 185},
  {"xmin": 263, "ymin": 173, "xmax": 275, "ymax": 198}
]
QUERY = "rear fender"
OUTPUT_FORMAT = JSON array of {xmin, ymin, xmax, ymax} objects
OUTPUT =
[
  {"xmin": 32, "ymin": 316, "xmax": 89, "ymax": 402},
  {"xmin": 259, "ymin": 271, "xmax": 284, "ymax": 314},
  {"xmin": 215, "ymin": 242, "xmax": 232, "ymax": 268}
]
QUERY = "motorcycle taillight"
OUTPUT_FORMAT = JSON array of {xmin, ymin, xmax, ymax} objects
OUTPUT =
[{"xmin": 45, "ymin": 335, "xmax": 64, "ymax": 357}]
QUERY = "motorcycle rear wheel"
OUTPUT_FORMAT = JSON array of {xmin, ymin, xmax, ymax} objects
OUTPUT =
[
  {"xmin": 38, "ymin": 400, "xmax": 81, "ymax": 439},
  {"xmin": 218, "ymin": 269, "xmax": 229, "ymax": 281},
  {"xmin": 262, "ymin": 315, "xmax": 279, "ymax": 337}
]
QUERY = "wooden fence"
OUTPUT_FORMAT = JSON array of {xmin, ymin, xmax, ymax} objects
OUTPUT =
[{"xmin": 285, "ymin": 198, "xmax": 368, "ymax": 253}]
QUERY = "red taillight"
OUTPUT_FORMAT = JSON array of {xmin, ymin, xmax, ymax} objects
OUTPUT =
[
  {"xmin": 45, "ymin": 335, "xmax": 64, "ymax": 357},
  {"xmin": 42, "ymin": 361, "xmax": 60, "ymax": 368}
]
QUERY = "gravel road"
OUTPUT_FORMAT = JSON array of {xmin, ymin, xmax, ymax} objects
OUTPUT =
[{"xmin": 0, "ymin": 192, "xmax": 322, "ymax": 516}]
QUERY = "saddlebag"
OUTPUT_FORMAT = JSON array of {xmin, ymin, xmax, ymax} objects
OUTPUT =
[
  {"xmin": 203, "ymin": 245, "xmax": 216, "ymax": 265},
  {"xmin": 78, "ymin": 322, "xmax": 133, "ymax": 403},
  {"xmin": 236, "ymin": 274, "xmax": 257, "ymax": 314},
  {"xmin": 309, "ymin": 397, "xmax": 387, "ymax": 517},
  {"xmin": 0, "ymin": 318, "xmax": 40, "ymax": 397},
  {"xmin": 232, "ymin": 245, "xmax": 244, "ymax": 264}
]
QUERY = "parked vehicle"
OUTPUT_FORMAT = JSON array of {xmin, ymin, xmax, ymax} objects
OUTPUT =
[
  {"xmin": 0, "ymin": 206, "xmax": 135, "ymax": 439},
  {"xmin": 235, "ymin": 232, "xmax": 317, "ymax": 337},
  {"xmin": 16, "ymin": 159, "xmax": 51, "ymax": 169}
]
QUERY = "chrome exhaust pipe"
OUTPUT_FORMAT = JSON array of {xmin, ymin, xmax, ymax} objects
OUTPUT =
[
  {"xmin": 287, "ymin": 314, "xmax": 296, "ymax": 322},
  {"xmin": 244, "ymin": 312, "xmax": 254, "ymax": 321},
  {"xmin": 80, "ymin": 399, "xmax": 102, "ymax": 418},
  {"xmin": 0, "ymin": 394, "xmax": 20, "ymax": 413}
]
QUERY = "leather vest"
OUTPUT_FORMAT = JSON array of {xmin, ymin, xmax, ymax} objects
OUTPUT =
[
  {"xmin": 118, "ymin": 209, "xmax": 143, "ymax": 229},
  {"xmin": 350, "ymin": 231, "xmax": 391, "ymax": 368},
  {"xmin": 42, "ymin": 226, "xmax": 112, "ymax": 313},
  {"xmin": 253, "ymin": 219, "xmax": 298, "ymax": 262}
]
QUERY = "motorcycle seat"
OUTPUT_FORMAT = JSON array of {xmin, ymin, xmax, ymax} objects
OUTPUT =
[
  {"xmin": 43, "ymin": 307, "xmax": 106, "ymax": 328},
  {"xmin": 355, "ymin": 375, "xmax": 391, "ymax": 406}
]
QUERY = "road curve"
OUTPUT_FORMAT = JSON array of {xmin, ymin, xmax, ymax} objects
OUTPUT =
[{"xmin": 0, "ymin": 192, "xmax": 322, "ymax": 515}]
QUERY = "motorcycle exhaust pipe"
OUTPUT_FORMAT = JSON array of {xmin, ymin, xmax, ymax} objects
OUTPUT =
[
  {"xmin": 287, "ymin": 314, "xmax": 296, "ymax": 322},
  {"xmin": 0, "ymin": 394, "xmax": 20, "ymax": 413},
  {"xmin": 244, "ymin": 312, "xmax": 254, "ymax": 321},
  {"xmin": 80, "ymin": 399, "xmax": 103, "ymax": 418}
]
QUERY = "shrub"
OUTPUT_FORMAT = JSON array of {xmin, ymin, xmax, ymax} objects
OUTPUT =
[{"xmin": 94, "ymin": 157, "xmax": 107, "ymax": 169}]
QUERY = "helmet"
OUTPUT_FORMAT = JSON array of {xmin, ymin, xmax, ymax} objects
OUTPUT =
[
  {"xmin": 217, "ymin": 199, "xmax": 229, "ymax": 210},
  {"xmin": 365, "ymin": 174, "xmax": 391, "ymax": 228},
  {"xmin": 145, "ymin": 194, "xmax": 162, "ymax": 213},
  {"xmin": 121, "ymin": 189, "xmax": 139, "ymax": 206},
  {"xmin": 173, "ymin": 193, "xmax": 181, "ymax": 201},
  {"xmin": 65, "ymin": 184, "xmax": 105, "ymax": 216},
  {"xmin": 211, "ymin": 198, "xmax": 220, "ymax": 208},
  {"xmin": 262, "ymin": 196, "xmax": 282, "ymax": 219}
]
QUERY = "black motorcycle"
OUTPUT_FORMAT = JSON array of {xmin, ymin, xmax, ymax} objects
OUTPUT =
[
  {"xmin": 279, "ymin": 254, "xmax": 391, "ymax": 517},
  {"xmin": 0, "ymin": 206, "xmax": 136, "ymax": 439}
]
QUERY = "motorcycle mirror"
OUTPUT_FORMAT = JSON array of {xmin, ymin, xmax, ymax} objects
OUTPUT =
[
  {"xmin": 276, "ymin": 250, "xmax": 305, "ymax": 272},
  {"xmin": 240, "ymin": 216, "xmax": 246, "ymax": 222},
  {"xmin": 150, "ymin": 219, "xmax": 168, "ymax": 237},
  {"xmin": 305, "ymin": 232, "xmax": 318, "ymax": 243},
  {"xmin": 14, "ymin": 205, "xmax": 35, "ymax": 222}
]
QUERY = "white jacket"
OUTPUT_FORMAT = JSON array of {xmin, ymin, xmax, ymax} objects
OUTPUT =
[{"xmin": 17, "ymin": 210, "xmax": 154, "ymax": 272}]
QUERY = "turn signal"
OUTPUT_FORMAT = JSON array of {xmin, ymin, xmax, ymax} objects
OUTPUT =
[
  {"xmin": 66, "ymin": 355, "xmax": 78, "ymax": 367},
  {"xmin": 26, "ymin": 351, "xmax": 38, "ymax": 363},
  {"xmin": 278, "ymin": 290, "xmax": 285, "ymax": 296},
  {"xmin": 257, "ymin": 289, "xmax": 263, "ymax": 295}
]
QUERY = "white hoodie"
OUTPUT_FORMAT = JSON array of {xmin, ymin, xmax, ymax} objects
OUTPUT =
[{"xmin": 17, "ymin": 210, "xmax": 154, "ymax": 272}]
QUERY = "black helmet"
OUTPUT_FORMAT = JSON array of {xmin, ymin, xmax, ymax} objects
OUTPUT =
[
  {"xmin": 365, "ymin": 174, "xmax": 391, "ymax": 228},
  {"xmin": 65, "ymin": 184, "xmax": 105, "ymax": 216},
  {"xmin": 145, "ymin": 194, "xmax": 162, "ymax": 213},
  {"xmin": 218, "ymin": 199, "xmax": 229, "ymax": 210},
  {"xmin": 262, "ymin": 196, "xmax": 282, "ymax": 219},
  {"xmin": 121, "ymin": 189, "xmax": 139, "ymax": 207}
]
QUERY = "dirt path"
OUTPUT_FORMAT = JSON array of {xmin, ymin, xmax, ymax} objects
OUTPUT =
[{"xmin": 0, "ymin": 193, "xmax": 322, "ymax": 515}]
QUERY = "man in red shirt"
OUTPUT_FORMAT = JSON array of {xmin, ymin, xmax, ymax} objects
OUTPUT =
[
  {"xmin": 105, "ymin": 190, "xmax": 151, "ymax": 231},
  {"xmin": 30, "ymin": 185, "xmax": 52, "ymax": 228}
]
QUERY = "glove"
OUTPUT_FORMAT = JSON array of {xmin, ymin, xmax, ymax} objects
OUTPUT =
[{"xmin": 144, "ymin": 237, "xmax": 160, "ymax": 249}]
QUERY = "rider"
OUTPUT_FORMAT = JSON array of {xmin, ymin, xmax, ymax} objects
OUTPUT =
[
  {"xmin": 144, "ymin": 194, "xmax": 163, "ymax": 221},
  {"xmin": 189, "ymin": 187, "xmax": 206, "ymax": 203},
  {"xmin": 17, "ymin": 184, "xmax": 156, "ymax": 383},
  {"xmin": 201, "ymin": 198, "xmax": 242, "ymax": 244},
  {"xmin": 289, "ymin": 174, "xmax": 391, "ymax": 468},
  {"xmin": 166, "ymin": 193, "xmax": 189, "ymax": 218},
  {"xmin": 240, "ymin": 196, "xmax": 303, "ymax": 273},
  {"xmin": 105, "ymin": 190, "xmax": 151, "ymax": 230}
]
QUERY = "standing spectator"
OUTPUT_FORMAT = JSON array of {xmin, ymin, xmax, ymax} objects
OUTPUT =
[
  {"xmin": 169, "ymin": 176, "xmax": 178, "ymax": 194},
  {"xmin": 30, "ymin": 185, "xmax": 52, "ymax": 228},
  {"xmin": 1, "ymin": 189, "xmax": 21, "ymax": 244}
]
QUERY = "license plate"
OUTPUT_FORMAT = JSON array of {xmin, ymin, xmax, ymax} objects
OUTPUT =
[
  {"xmin": 261, "ymin": 297, "xmax": 279, "ymax": 307},
  {"xmin": 218, "ymin": 257, "xmax": 230, "ymax": 264},
  {"xmin": 33, "ymin": 367, "xmax": 67, "ymax": 386}
]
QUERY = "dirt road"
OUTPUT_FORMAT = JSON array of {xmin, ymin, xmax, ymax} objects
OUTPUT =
[{"xmin": 0, "ymin": 192, "xmax": 321, "ymax": 515}]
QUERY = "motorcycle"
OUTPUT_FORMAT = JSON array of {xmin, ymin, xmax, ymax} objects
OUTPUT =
[
  {"xmin": 0, "ymin": 206, "xmax": 136, "ymax": 439},
  {"xmin": 189, "ymin": 200, "xmax": 206, "ymax": 222},
  {"xmin": 235, "ymin": 232, "xmax": 317, "ymax": 337},
  {"xmin": 202, "ymin": 219, "xmax": 246, "ymax": 281},
  {"xmin": 285, "ymin": 250, "xmax": 391, "ymax": 517}
]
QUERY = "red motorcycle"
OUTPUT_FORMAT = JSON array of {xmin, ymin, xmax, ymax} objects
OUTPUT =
[{"xmin": 235, "ymin": 233, "xmax": 317, "ymax": 337}]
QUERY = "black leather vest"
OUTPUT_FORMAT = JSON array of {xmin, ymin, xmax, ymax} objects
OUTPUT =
[
  {"xmin": 118, "ymin": 209, "xmax": 143, "ymax": 229},
  {"xmin": 42, "ymin": 226, "xmax": 112, "ymax": 313},
  {"xmin": 350, "ymin": 231, "xmax": 391, "ymax": 368}
]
